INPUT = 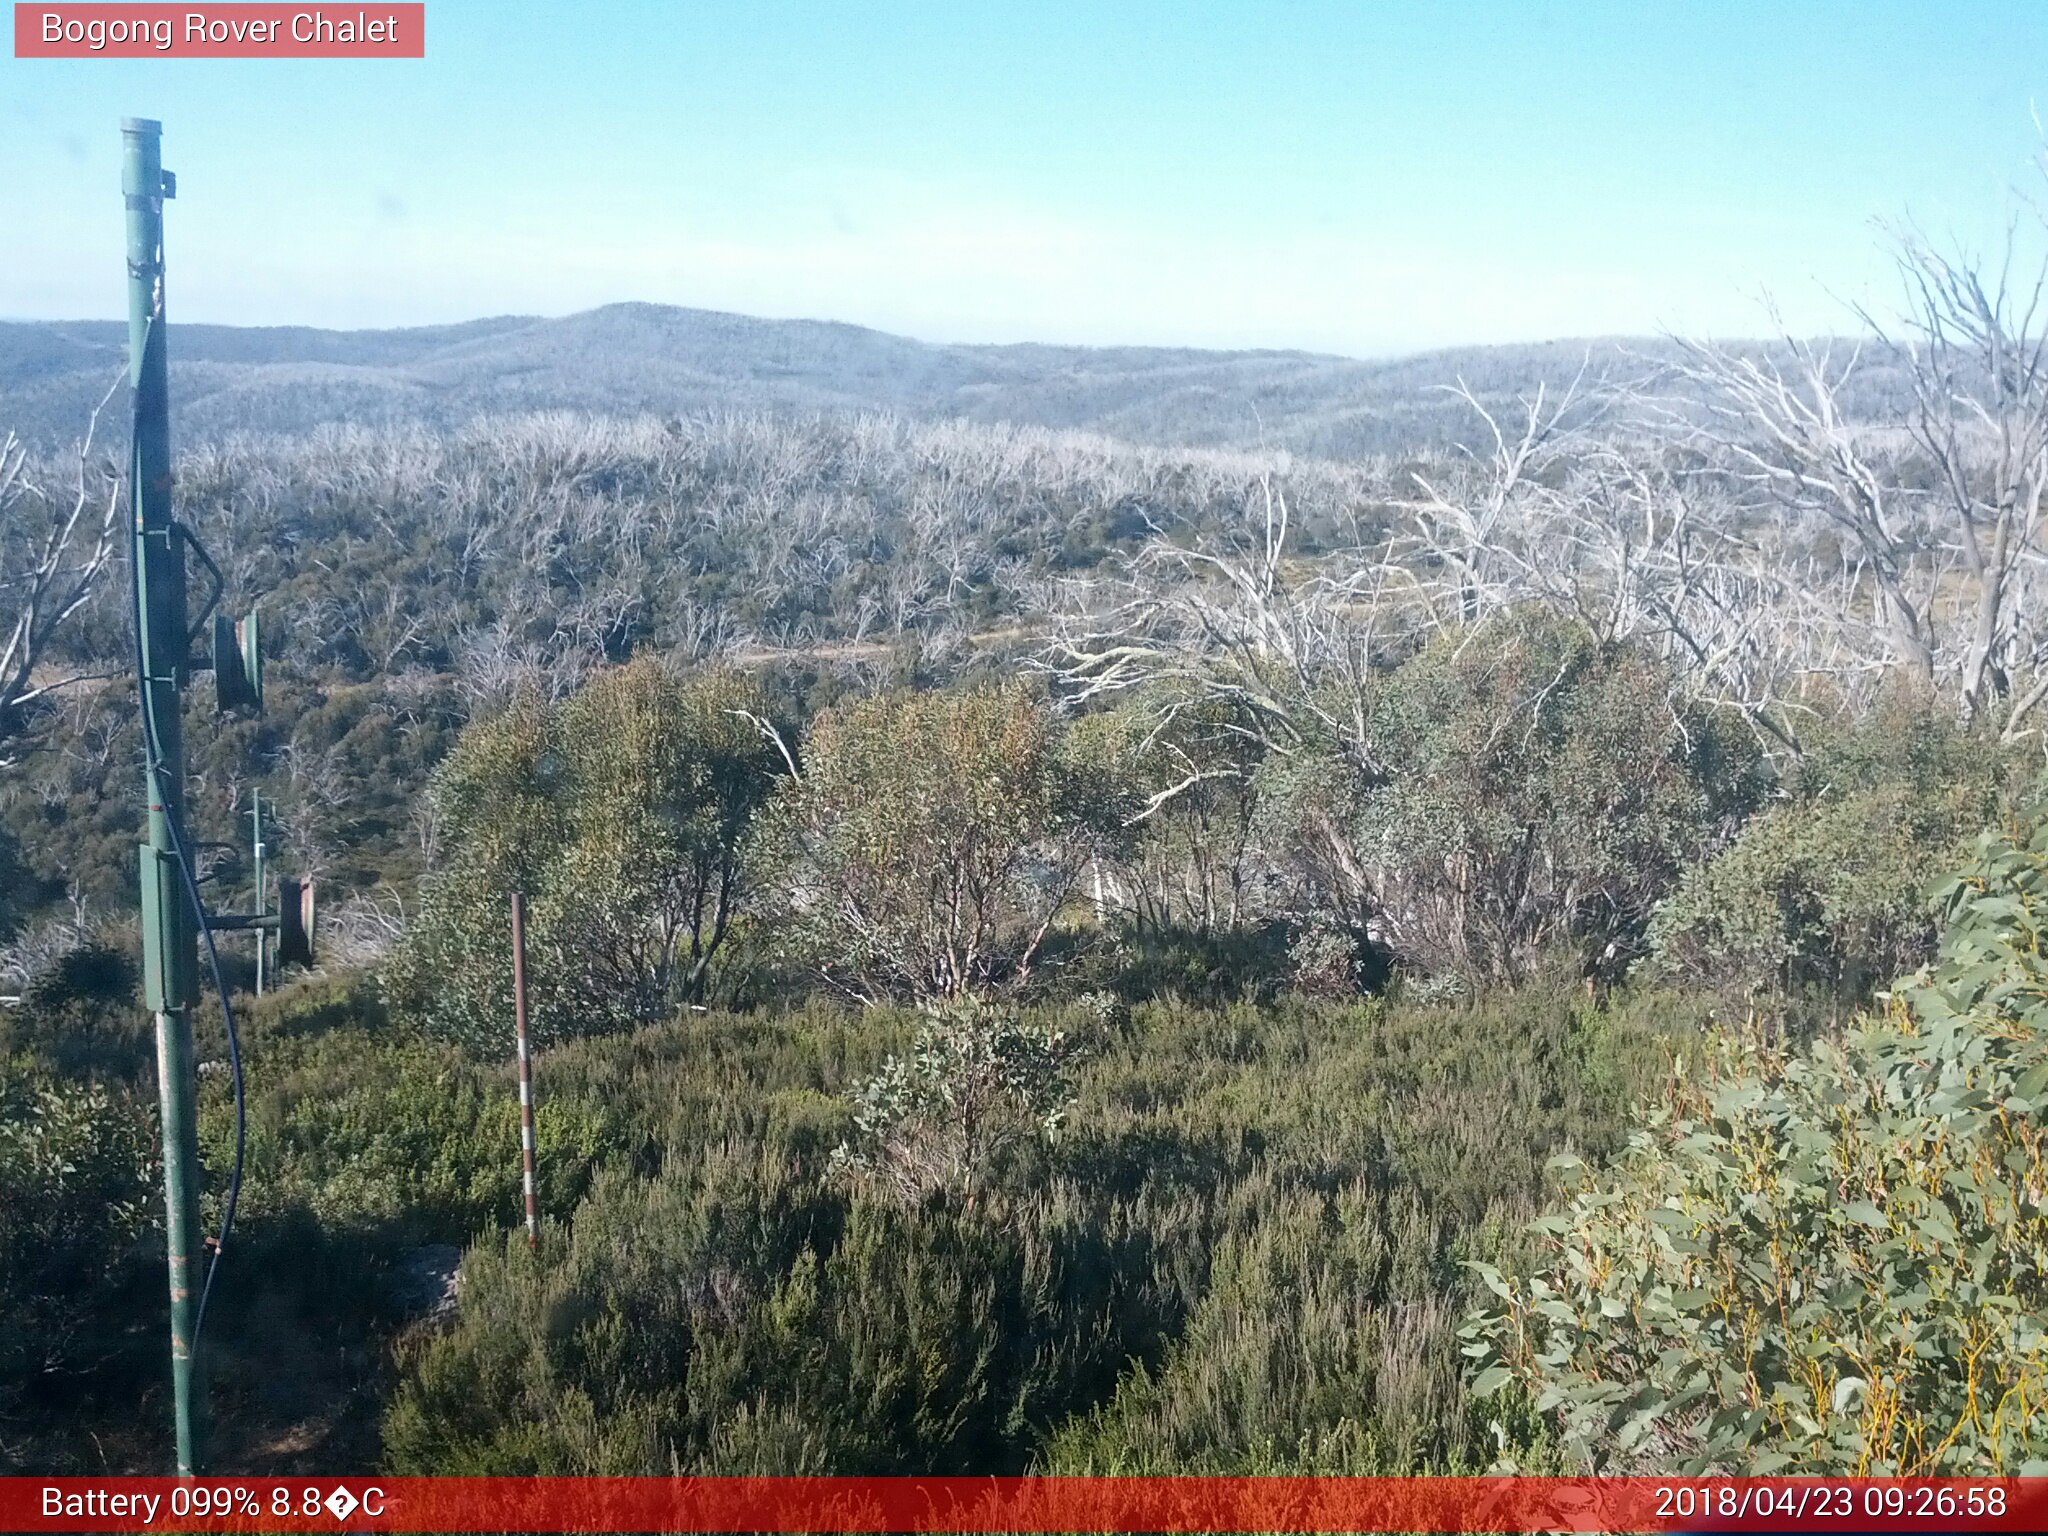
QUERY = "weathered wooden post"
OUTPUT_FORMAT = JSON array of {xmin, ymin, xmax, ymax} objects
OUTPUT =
[{"xmin": 511, "ymin": 891, "xmax": 539, "ymax": 1249}]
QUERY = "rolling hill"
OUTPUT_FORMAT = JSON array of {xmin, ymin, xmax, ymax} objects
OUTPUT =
[{"xmin": 0, "ymin": 303, "xmax": 1657, "ymax": 459}]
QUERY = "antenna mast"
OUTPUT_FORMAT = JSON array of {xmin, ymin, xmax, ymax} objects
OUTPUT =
[
  {"xmin": 122, "ymin": 117, "xmax": 308, "ymax": 1477},
  {"xmin": 122, "ymin": 114, "xmax": 207, "ymax": 1477}
]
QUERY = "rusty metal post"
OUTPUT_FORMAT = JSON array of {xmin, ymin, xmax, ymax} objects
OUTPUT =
[{"xmin": 511, "ymin": 891, "xmax": 538, "ymax": 1250}]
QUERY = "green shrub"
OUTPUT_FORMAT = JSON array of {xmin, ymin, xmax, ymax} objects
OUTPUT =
[
  {"xmin": 832, "ymin": 1000, "xmax": 1090, "ymax": 1206},
  {"xmin": 759, "ymin": 684, "xmax": 1129, "ymax": 1001},
  {"xmin": 1258, "ymin": 611, "xmax": 1761, "ymax": 986},
  {"xmin": 0, "ymin": 1067, "xmax": 157, "ymax": 1423},
  {"xmin": 1647, "ymin": 697, "xmax": 2021, "ymax": 1006},
  {"xmin": 197, "ymin": 1009, "xmax": 623, "ymax": 1244},
  {"xmin": 1041, "ymin": 1183, "xmax": 1463, "ymax": 1474},
  {"xmin": 1092, "ymin": 696, "xmax": 1265, "ymax": 943},
  {"xmin": 0, "ymin": 939, "xmax": 148, "ymax": 1081},
  {"xmin": 0, "ymin": 823, "xmax": 27, "ymax": 938},
  {"xmin": 385, "ymin": 1149, "xmax": 1099, "ymax": 1475},
  {"xmin": 1465, "ymin": 811, "xmax": 2048, "ymax": 1475},
  {"xmin": 1072, "ymin": 921, "xmax": 1295, "ymax": 1005}
]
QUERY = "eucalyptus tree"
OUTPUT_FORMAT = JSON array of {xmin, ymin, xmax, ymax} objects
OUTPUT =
[
  {"xmin": 760, "ymin": 683, "xmax": 1133, "ymax": 1002},
  {"xmin": 389, "ymin": 659, "xmax": 788, "ymax": 1048}
]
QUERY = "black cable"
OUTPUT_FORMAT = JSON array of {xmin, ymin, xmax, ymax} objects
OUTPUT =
[{"xmin": 128, "ymin": 316, "xmax": 246, "ymax": 1354}]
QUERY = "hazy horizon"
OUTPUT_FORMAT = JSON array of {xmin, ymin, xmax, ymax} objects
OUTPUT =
[{"xmin": 0, "ymin": 298, "xmax": 1706, "ymax": 363}]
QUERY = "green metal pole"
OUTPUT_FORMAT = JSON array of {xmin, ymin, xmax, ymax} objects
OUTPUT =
[
  {"xmin": 124, "ymin": 116, "xmax": 206, "ymax": 1478},
  {"xmin": 251, "ymin": 790, "xmax": 266, "ymax": 997}
]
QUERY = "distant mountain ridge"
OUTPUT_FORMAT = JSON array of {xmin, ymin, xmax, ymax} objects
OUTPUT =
[{"xmin": 0, "ymin": 302, "xmax": 1706, "ymax": 458}]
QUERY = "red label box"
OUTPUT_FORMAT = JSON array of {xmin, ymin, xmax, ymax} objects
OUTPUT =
[{"xmin": 14, "ymin": 3, "xmax": 424, "ymax": 57}]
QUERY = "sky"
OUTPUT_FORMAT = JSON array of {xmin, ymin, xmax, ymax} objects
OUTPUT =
[{"xmin": 5, "ymin": 1, "xmax": 2048, "ymax": 355}]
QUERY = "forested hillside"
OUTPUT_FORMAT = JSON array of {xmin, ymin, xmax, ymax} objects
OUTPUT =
[
  {"xmin": 4, "ymin": 224, "xmax": 2048, "ymax": 1478},
  {"xmin": 0, "ymin": 306, "xmax": 1908, "ymax": 459}
]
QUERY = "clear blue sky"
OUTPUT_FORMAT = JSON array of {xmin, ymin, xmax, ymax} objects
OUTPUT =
[{"xmin": 5, "ymin": 1, "xmax": 2047, "ymax": 354}]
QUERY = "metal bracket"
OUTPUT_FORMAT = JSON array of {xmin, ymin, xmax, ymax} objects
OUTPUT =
[
  {"xmin": 175, "ymin": 521, "xmax": 225, "ymax": 646},
  {"xmin": 277, "ymin": 877, "xmax": 315, "ymax": 968},
  {"xmin": 138, "ymin": 844, "xmax": 195, "ymax": 1010},
  {"xmin": 207, "ymin": 912, "xmax": 278, "ymax": 933}
]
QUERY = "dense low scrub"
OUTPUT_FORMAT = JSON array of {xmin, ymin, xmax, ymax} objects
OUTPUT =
[
  {"xmin": 13, "ymin": 962, "xmax": 1671, "ymax": 1470},
  {"xmin": 383, "ymin": 976, "xmax": 1666, "ymax": 1474}
]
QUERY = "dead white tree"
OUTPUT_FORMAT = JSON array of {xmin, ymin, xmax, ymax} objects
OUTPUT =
[
  {"xmin": 1402, "ymin": 368, "xmax": 1598, "ymax": 627},
  {"xmin": 1880, "ymin": 226, "xmax": 2048, "ymax": 735},
  {"xmin": 1662, "ymin": 325, "xmax": 1941, "ymax": 695},
  {"xmin": 315, "ymin": 888, "xmax": 409, "ymax": 970},
  {"xmin": 1455, "ymin": 435, "xmax": 1874, "ymax": 755},
  {"xmin": 1042, "ymin": 470, "xmax": 1399, "ymax": 770},
  {"xmin": 1668, "ymin": 211, "xmax": 2048, "ymax": 740},
  {"xmin": 0, "ymin": 383, "xmax": 123, "ymax": 766}
]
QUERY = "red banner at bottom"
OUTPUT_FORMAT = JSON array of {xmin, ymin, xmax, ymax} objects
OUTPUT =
[{"xmin": 5, "ymin": 1476, "xmax": 2044, "ymax": 1533}]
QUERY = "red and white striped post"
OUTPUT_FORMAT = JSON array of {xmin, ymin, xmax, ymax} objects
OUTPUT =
[{"xmin": 510, "ymin": 891, "xmax": 539, "ymax": 1251}]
